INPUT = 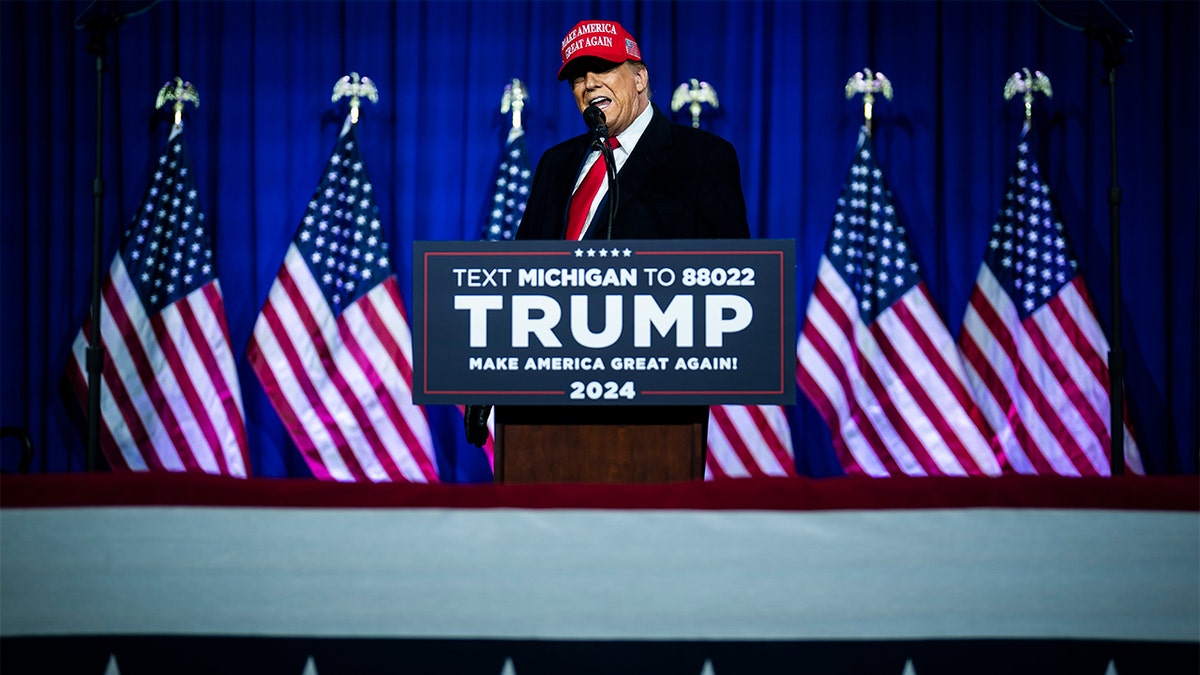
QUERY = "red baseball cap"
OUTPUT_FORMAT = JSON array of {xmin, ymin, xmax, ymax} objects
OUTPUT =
[{"xmin": 557, "ymin": 20, "xmax": 643, "ymax": 81}]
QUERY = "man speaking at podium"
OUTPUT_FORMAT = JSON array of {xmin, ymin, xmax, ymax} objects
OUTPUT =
[
  {"xmin": 465, "ymin": 20, "xmax": 751, "ymax": 480},
  {"xmin": 514, "ymin": 19, "xmax": 751, "ymax": 242}
]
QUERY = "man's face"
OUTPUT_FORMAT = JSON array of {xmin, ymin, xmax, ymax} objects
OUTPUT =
[{"xmin": 569, "ymin": 60, "xmax": 649, "ymax": 137}]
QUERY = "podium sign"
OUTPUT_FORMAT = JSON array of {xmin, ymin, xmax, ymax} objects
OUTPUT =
[{"xmin": 412, "ymin": 239, "xmax": 794, "ymax": 406}]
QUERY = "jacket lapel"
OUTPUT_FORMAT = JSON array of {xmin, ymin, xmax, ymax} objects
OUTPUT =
[
  {"xmin": 554, "ymin": 137, "xmax": 594, "ymax": 239},
  {"xmin": 618, "ymin": 105, "xmax": 671, "ymax": 201}
]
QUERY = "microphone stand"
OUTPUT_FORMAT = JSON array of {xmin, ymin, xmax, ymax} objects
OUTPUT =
[
  {"xmin": 74, "ymin": 0, "xmax": 158, "ymax": 472},
  {"xmin": 1036, "ymin": 0, "xmax": 1132, "ymax": 475},
  {"xmin": 80, "ymin": 14, "xmax": 120, "ymax": 473},
  {"xmin": 1087, "ymin": 25, "xmax": 1127, "ymax": 475},
  {"xmin": 594, "ymin": 135, "xmax": 619, "ymax": 240}
]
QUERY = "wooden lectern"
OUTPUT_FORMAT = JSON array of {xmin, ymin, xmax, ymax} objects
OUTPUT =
[{"xmin": 494, "ymin": 405, "xmax": 708, "ymax": 483}]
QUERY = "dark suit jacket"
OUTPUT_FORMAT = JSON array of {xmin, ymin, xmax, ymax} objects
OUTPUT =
[{"xmin": 515, "ymin": 104, "xmax": 751, "ymax": 241}]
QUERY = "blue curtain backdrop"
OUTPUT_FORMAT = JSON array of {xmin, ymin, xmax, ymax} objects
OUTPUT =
[{"xmin": 2, "ymin": 0, "xmax": 1196, "ymax": 480}]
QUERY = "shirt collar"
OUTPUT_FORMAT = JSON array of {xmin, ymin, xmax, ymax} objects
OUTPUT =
[{"xmin": 614, "ymin": 102, "xmax": 653, "ymax": 155}]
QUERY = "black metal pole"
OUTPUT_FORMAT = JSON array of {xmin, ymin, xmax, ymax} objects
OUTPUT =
[
  {"xmin": 1091, "ymin": 28, "xmax": 1126, "ymax": 476},
  {"xmin": 1036, "ymin": 2, "xmax": 1133, "ymax": 476},
  {"xmin": 75, "ymin": 1, "xmax": 159, "ymax": 472},
  {"xmin": 85, "ymin": 26, "xmax": 110, "ymax": 473},
  {"xmin": 1104, "ymin": 65, "xmax": 1125, "ymax": 476}
]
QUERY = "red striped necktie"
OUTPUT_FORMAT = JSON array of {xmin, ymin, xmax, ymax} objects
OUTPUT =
[{"xmin": 564, "ymin": 137, "xmax": 620, "ymax": 241}]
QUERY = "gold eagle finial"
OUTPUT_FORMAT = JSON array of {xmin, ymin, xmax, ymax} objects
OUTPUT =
[
  {"xmin": 671, "ymin": 78, "xmax": 720, "ymax": 129},
  {"xmin": 332, "ymin": 72, "xmax": 379, "ymax": 124},
  {"xmin": 845, "ymin": 68, "xmax": 893, "ymax": 136},
  {"xmin": 155, "ymin": 77, "xmax": 199, "ymax": 128},
  {"xmin": 1004, "ymin": 68, "xmax": 1053, "ymax": 126}
]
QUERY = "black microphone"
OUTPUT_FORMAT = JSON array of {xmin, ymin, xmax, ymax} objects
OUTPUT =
[
  {"xmin": 584, "ymin": 105, "xmax": 609, "ymax": 141},
  {"xmin": 582, "ymin": 105, "xmax": 619, "ymax": 239}
]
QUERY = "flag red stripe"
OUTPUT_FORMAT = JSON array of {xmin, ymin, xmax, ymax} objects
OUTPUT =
[
  {"xmin": 799, "ymin": 310, "xmax": 899, "ymax": 475},
  {"xmin": 199, "ymin": 283, "xmax": 251, "ymax": 461},
  {"xmin": 100, "ymin": 345, "xmax": 169, "ymax": 471},
  {"xmin": 745, "ymin": 404, "xmax": 796, "ymax": 476},
  {"xmin": 255, "ymin": 289, "xmax": 367, "ymax": 482},
  {"xmin": 80, "ymin": 309, "xmax": 169, "ymax": 472},
  {"xmin": 794, "ymin": 342, "xmax": 873, "ymax": 473},
  {"xmin": 968, "ymin": 282, "xmax": 1088, "ymax": 474},
  {"xmin": 381, "ymin": 277, "xmax": 415, "ymax": 385},
  {"xmin": 1062, "ymin": 280, "xmax": 1142, "ymax": 473},
  {"xmin": 747, "ymin": 405, "xmax": 791, "ymax": 473},
  {"xmin": 246, "ymin": 328, "xmax": 335, "ymax": 481},
  {"xmin": 913, "ymin": 284, "xmax": 998, "ymax": 441},
  {"xmin": 148, "ymin": 310, "xmax": 225, "ymax": 473},
  {"xmin": 1054, "ymin": 280, "xmax": 1109, "ymax": 385},
  {"xmin": 1021, "ymin": 314, "xmax": 1107, "ymax": 475},
  {"xmin": 274, "ymin": 268, "xmax": 382, "ymax": 481},
  {"xmin": 708, "ymin": 406, "xmax": 758, "ymax": 477},
  {"xmin": 853, "ymin": 326, "xmax": 947, "ymax": 476},
  {"xmin": 66, "ymin": 338, "xmax": 137, "ymax": 472},
  {"xmin": 1030, "ymin": 300, "xmax": 1113, "ymax": 450},
  {"xmin": 178, "ymin": 289, "xmax": 249, "ymax": 476},
  {"xmin": 958, "ymin": 295, "xmax": 1058, "ymax": 475},
  {"xmin": 885, "ymin": 292, "xmax": 995, "ymax": 474},
  {"xmin": 102, "ymin": 278, "xmax": 195, "ymax": 469},
  {"xmin": 801, "ymin": 281, "xmax": 907, "ymax": 475},
  {"xmin": 797, "ymin": 298, "xmax": 876, "ymax": 473},
  {"xmin": 795, "ymin": 340, "xmax": 871, "ymax": 475},
  {"xmin": 870, "ymin": 307, "xmax": 974, "ymax": 473},
  {"xmin": 337, "ymin": 303, "xmax": 412, "ymax": 478},
  {"xmin": 355, "ymin": 295, "xmax": 439, "ymax": 481},
  {"xmin": 965, "ymin": 271, "xmax": 1097, "ymax": 476},
  {"xmin": 794, "ymin": 344, "xmax": 837, "ymax": 424},
  {"xmin": 1003, "ymin": 319, "xmax": 1100, "ymax": 475},
  {"xmin": 1053, "ymin": 280, "xmax": 1143, "ymax": 472},
  {"xmin": 816, "ymin": 286, "xmax": 944, "ymax": 476},
  {"xmin": 321, "ymin": 304, "xmax": 409, "ymax": 482}
]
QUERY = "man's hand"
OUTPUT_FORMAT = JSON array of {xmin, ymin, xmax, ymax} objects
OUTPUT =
[{"xmin": 464, "ymin": 404, "xmax": 493, "ymax": 447}]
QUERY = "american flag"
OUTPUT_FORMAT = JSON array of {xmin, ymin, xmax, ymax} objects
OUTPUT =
[
  {"xmin": 957, "ymin": 127, "xmax": 1143, "ymax": 475},
  {"xmin": 483, "ymin": 126, "xmax": 531, "ymax": 241},
  {"xmin": 247, "ymin": 116, "xmax": 439, "ymax": 482},
  {"xmin": 706, "ymin": 404, "xmax": 796, "ymax": 478},
  {"xmin": 68, "ymin": 126, "xmax": 250, "ymax": 476},
  {"xmin": 466, "ymin": 125, "xmax": 534, "ymax": 471},
  {"xmin": 796, "ymin": 128, "xmax": 1001, "ymax": 477}
]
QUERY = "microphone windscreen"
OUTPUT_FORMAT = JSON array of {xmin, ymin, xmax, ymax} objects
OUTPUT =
[{"xmin": 583, "ymin": 105, "xmax": 605, "ymax": 131}]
